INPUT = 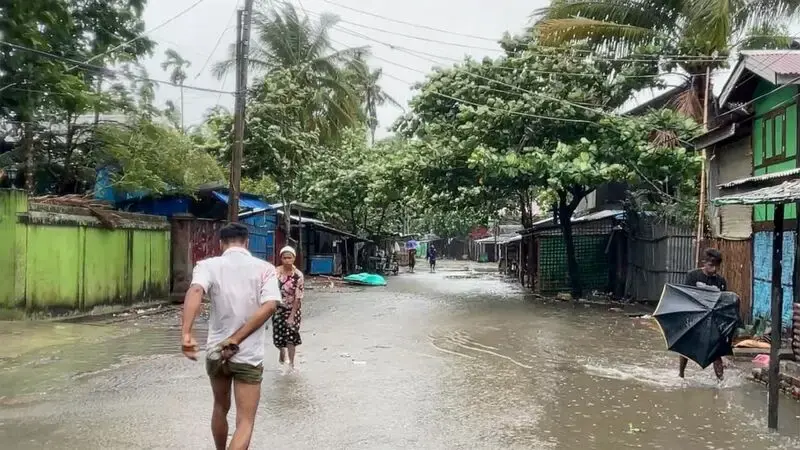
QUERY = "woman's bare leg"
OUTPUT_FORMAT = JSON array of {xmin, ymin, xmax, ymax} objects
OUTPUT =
[
  {"xmin": 278, "ymin": 348, "xmax": 286, "ymax": 365},
  {"xmin": 287, "ymin": 345, "xmax": 296, "ymax": 368}
]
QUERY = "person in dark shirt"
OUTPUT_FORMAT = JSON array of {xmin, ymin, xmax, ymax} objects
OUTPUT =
[
  {"xmin": 426, "ymin": 244, "xmax": 438, "ymax": 272},
  {"xmin": 679, "ymin": 248, "xmax": 729, "ymax": 380}
]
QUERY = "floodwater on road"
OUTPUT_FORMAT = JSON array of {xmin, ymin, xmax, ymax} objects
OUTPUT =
[{"xmin": 2, "ymin": 262, "xmax": 800, "ymax": 449}]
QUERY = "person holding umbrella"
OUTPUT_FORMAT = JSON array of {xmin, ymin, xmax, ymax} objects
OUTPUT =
[
  {"xmin": 653, "ymin": 248, "xmax": 740, "ymax": 382},
  {"xmin": 679, "ymin": 249, "xmax": 730, "ymax": 380},
  {"xmin": 406, "ymin": 239, "xmax": 418, "ymax": 273}
]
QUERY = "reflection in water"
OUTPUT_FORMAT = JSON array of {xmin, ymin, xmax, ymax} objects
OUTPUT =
[{"xmin": 2, "ymin": 265, "xmax": 800, "ymax": 449}]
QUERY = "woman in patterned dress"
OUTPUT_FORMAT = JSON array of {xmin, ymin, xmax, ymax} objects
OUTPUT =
[{"xmin": 273, "ymin": 246, "xmax": 305, "ymax": 370}]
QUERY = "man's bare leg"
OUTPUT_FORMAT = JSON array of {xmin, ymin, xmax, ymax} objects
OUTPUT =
[
  {"xmin": 678, "ymin": 356, "xmax": 689, "ymax": 378},
  {"xmin": 210, "ymin": 376, "xmax": 232, "ymax": 450},
  {"xmin": 228, "ymin": 380, "xmax": 261, "ymax": 450},
  {"xmin": 287, "ymin": 344, "xmax": 296, "ymax": 369},
  {"xmin": 712, "ymin": 358, "xmax": 724, "ymax": 381}
]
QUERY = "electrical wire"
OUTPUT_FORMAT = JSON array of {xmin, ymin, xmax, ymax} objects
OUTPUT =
[
  {"xmin": 195, "ymin": 2, "xmax": 241, "ymax": 80},
  {"xmin": 319, "ymin": 0, "xmax": 498, "ymax": 43},
  {"xmin": 335, "ymin": 23, "xmax": 709, "ymax": 81},
  {"xmin": 0, "ymin": 41, "xmax": 235, "ymax": 95},
  {"xmin": 319, "ymin": 0, "xmax": 751, "ymax": 62},
  {"xmin": 292, "ymin": 2, "xmax": 731, "ymax": 64},
  {"xmin": 80, "ymin": 0, "xmax": 212, "ymax": 67}
]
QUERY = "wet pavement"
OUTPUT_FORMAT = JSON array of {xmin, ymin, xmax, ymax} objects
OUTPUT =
[{"xmin": 2, "ymin": 261, "xmax": 800, "ymax": 449}]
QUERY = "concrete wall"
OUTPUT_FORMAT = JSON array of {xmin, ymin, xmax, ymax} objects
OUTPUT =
[{"xmin": 0, "ymin": 189, "xmax": 170, "ymax": 313}]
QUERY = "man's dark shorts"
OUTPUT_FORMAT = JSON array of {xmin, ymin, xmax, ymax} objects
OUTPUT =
[{"xmin": 205, "ymin": 358, "xmax": 263, "ymax": 384}]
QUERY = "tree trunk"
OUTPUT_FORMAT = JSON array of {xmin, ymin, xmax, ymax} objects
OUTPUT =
[
  {"xmin": 94, "ymin": 76, "xmax": 103, "ymax": 125},
  {"xmin": 23, "ymin": 122, "xmax": 34, "ymax": 193},
  {"xmin": 558, "ymin": 203, "xmax": 581, "ymax": 300},
  {"xmin": 180, "ymin": 85, "xmax": 185, "ymax": 133},
  {"xmin": 557, "ymin": 188, "xmax": 588, "ymax": 300}
]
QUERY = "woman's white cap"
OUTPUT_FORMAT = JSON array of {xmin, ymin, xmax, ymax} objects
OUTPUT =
[{"xmin": 280, "ymin": 246, "xmax": 296, "ymax": 257}]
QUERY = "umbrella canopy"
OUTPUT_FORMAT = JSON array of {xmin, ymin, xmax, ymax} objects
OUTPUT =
[{"xmin": 654, "ymin": 284, "xmax": 740, "ymax": 368}]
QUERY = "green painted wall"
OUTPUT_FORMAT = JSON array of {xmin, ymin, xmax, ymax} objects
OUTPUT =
[
  {"xmin": 0, "ymin": 190, "xmax": 28, "ymax": 308},
  {"xmin": 752, "ymin": 81, "xmax": 799, "ymax": 222},
  {"xmin": 0, "ymin": 189, "xmax": 170, "ymax": 313}
]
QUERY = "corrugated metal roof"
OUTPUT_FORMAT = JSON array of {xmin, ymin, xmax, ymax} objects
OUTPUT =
[
  {"xmin": 501, "ymin": 235, "xmax": 523, "ymax": 244},
  {"xmin": 740, "ymin": 50, "xmax": 800, "ymax": 76},
  {"xmin": 518, "ymin": 209, "xmax": 624, "ymax": 235},
  {"xmin": 718, "ymin": 168, "xmax": 800, "ymax": 189},
  {"xmin": 211, "ymin": 191, "xmax": 273, "ymax": 211},
  {"xmin": 719, "ymin": 51, "xmax": 800, "ymax": 107},
  {"xmin": 714, "ymin": 179, "xmax": 800, "ymax": 206}
]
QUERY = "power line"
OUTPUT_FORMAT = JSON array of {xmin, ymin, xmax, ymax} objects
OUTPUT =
[
  {"xmin": 0, "ymin": 41, "xmax": 235, "ymax": 95},
  {"xmin": 335, "ymin": 23, "xmax": 712, "ymax": 81},
  {"xmin": 293, "ymin": 4, "xmax": 728, "ymax": 68},
  {"xmin": 195, "ymin": 2, "xmax": 241, "ymax": 79},
  {"xmin": 319, "ymin": 0, "xmax": 498, "ymax": 43},
  {"xmin": 318, "ymin": 0, "xmax": 743, "ymax": 62},
  {"xmin": 81, "ymin": 0, "xmax": 212, "ymax": 67}
]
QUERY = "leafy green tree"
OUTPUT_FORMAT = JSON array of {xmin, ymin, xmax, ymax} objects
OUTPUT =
[
  {"xmin": 534, "ymin": 0, "xmax": 800, "ymax": 119},
  {"xmin": 0, "ymin": 0, "xmax": 153, "ymax": 193},
  {"xmin": 243, "ymin": 68, "xmax": 321, "ymax": 235},
  {"xmin": 401, "ymin": 38, "xmax": 700, "ymax": 297},
  {"xmin": 161, "ymin": 49, "xmax": 191, "ymax": 132},
  {"xmin": 96, "ymin": 118, "xmax": 224, "ymax": 195}
]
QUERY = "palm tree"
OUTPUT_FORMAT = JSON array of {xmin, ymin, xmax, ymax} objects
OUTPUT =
[
  {"xmin": 161, "ymin": 49, "xmax": 191, "ymax": 132},
  {"xmin": 534, "ymin": 0, "xmax": 800, "ymax": 120},
  {"xmin": 345, "ymin": 52, "xmax": 403, "ymax": 145},
  {"xmin": 213, "ymin": 2, "xmax": 368, "ymax": 142}
]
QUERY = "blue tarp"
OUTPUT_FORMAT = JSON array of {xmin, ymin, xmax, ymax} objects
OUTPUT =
[{"xmin": 211, "ymin": 191, "xmax": 273, "ymax": 211}]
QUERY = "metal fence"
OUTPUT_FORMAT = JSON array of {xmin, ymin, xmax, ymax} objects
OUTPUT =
[
  {"xmin": 627, "ymin": 217, "xmax": 754, "ymax": 322},
  {"xmin": 626, "ymin": 219, "xmax": 696, "ymax": 303}
]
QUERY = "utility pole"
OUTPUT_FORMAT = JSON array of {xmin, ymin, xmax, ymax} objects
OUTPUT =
[{"xmin": 228, "ymin": 0, "xmax": 255, "ymax": 222}]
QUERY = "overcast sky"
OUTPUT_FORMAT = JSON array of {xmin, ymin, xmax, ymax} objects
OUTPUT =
[{"xmin": 141, "ymin": 0, "xmax": 724, "ymax": 139}]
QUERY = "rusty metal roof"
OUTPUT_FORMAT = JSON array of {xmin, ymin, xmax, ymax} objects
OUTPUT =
[
  {"xmin": 741, "ymin": 50, "xmax": 800, "ymax": 76},
  {"xmin": 719, "ymin": 50, "xmax": 800, "ymax": 107},
  {"xmin": 713, "ymin": 168, "xmax": 800, "ymax": 206},
  {"xmin": 718, "ymin": 168, "xmax": 800, "ymax": 189},
  {"xmin": 714, "ymin": 179, "xmax": 800, "ymax": 206}
]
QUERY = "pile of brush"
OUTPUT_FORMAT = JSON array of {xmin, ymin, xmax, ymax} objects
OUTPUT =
[{"xmin": 30, "ymin": 194, "xmax": 121, "ymax": 228}]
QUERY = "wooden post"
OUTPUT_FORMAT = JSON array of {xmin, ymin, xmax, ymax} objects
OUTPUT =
[
  {"xmin": 768, "ymin": 203, "xmax": 785, "ymax": 430},
  {"xmin": 695, "ymin": 67, "xmax": 713, "ymax": 263},
  {"xmin": 227, "ymin": 0, "xmax": 254, "ymax": 222}
]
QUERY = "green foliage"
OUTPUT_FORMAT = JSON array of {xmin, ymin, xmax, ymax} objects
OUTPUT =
[
  {"xmin": 397, "ymin": 39, "xmax": 664, "ymax": 227},
  {"xmin": 213, "ymin": 2, "xmax": 366, "ymax": 143},
  {"xmin": 534, "ymin": 0, "xmax": 800, "ymax": 120},
  {"xmin": 399, "ymin": 36, "xmax": 703, "ymax": 294},
  {"xmin": 96, "ymin": 118, "xmax": 224, "ymax": 195},
  {"xmin": 0, "ymin": 0, "xmax": 154, "ymax": 193},
  {"xmin": 535, "ymin": 0, "xmax": 800, "ymax": 71}
]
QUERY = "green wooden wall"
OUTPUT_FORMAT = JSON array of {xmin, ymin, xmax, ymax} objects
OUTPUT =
[{"xmin": 752, "ymin": 81, "xmax": 799, "ymax": 222}]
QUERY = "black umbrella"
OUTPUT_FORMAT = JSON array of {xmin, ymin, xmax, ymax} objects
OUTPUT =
[{"xmin": 654, "ymin": 284, "xmax": 740, "ymax": 368}]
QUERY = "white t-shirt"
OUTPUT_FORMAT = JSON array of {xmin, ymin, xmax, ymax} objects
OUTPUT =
[{"xmin": 190, "ymin": 247, "xmax": 282, "ymax": 366}]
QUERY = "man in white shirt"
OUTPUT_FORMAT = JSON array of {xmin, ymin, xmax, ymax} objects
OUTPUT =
[{"xmin": 181, "ymin": 223, "xmax": 282, "ymax": 450}]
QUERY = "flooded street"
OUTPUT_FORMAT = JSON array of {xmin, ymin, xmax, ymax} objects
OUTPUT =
[{"xmin": 2, "ymin": 262, "xmax": 800, "ymax": 449}]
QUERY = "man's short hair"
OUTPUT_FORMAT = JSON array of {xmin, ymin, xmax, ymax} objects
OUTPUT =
[
  {"xmin": 219, "ymin": 223, "xmax": 249, "ymax": 244},
  {"xmin": 703, "ymin": 248, "xmax": 722, "ymax": 265}
]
